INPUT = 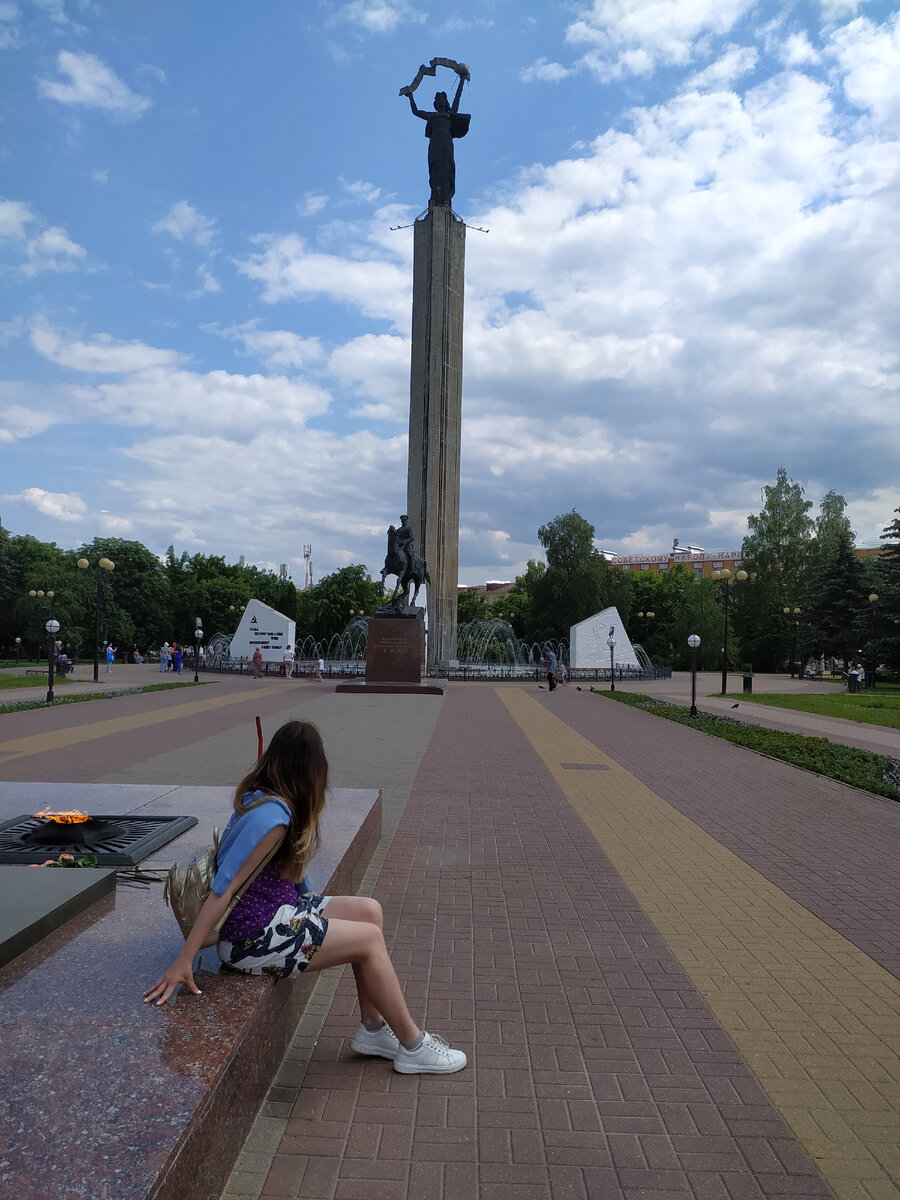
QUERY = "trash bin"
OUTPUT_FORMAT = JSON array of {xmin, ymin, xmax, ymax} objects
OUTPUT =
[
  {"xmin": 847, "ymin": 676, "xmax": 860, "ymax": 694},
  {"xmin": 742, "ymin": 674, "xmax": 753, "ymax": 694}
]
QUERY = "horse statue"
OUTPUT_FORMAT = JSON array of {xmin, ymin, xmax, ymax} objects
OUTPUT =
[{"xmin": 381, "ymin": 522, "xmax": 431, "ymax": 608}]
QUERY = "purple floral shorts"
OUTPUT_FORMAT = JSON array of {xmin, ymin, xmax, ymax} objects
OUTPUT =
[{"xmin": 218, "ymin": 894, "xmax": 330, "ymax": 978}]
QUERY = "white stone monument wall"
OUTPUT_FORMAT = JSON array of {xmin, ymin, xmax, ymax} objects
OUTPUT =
[{"xmin": 230, "ymin": 599, "xmax": 296, "ymax": 663}]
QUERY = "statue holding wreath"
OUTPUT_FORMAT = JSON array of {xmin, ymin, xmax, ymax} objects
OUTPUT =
[{"xmin": 400, "ymin": 58, "xmax": 471, "ymax": 208}]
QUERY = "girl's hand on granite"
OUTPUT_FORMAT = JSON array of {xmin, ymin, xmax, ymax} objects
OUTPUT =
[{"xmin": 143, "ymin": 955, "xmax": 202, "ymax": 1006}]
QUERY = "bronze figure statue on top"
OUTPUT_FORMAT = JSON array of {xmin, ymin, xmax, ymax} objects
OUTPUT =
[
  {"xmin": 400, "ymin": 58, "xmax": 471, "ymax": 208},
  {"xmin": 380, "ymin": 515, "xmax": 431, "ymax": 613}
]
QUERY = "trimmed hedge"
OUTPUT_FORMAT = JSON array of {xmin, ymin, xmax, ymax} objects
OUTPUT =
[{"xmin": 593, "ymin": 690, "xmax": 900, "ymax": 803}]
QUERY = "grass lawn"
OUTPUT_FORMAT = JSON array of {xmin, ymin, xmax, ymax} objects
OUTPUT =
[
  {"xmin": 0, "ymin": 680, "xmax": 203, "ymax": 714},
  {"xmin": 722, "ymin": 685, "xmax": 900, "ymax": 730},
  {"xmin": 595, "ymin": 689, "xmax": 900, "ymax": 802},
  {"xmin": 0, "ymin": 671, "xmax": 71, "ymax": 690}
]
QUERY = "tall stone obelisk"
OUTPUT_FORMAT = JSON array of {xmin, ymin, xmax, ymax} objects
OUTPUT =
[{"xmin": 400, "ymin": 59, "xmax": 470, "ymax": 670}]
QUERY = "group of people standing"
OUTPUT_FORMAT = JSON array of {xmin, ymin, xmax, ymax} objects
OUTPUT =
[{"xmin": 159, "ymin": 642, "xmax": 184, "ymax": 674}]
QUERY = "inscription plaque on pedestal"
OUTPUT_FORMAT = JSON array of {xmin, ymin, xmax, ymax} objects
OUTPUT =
[{"xmin": 366, "ymin": 617, "xmax": 424, "ymax": 684}]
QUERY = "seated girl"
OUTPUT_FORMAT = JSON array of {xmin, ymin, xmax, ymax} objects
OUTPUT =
[{"xmin": 143, "ymin": 720, "xmax": 466, "ymax": 1075}]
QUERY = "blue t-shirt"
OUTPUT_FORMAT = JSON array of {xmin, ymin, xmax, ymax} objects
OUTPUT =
[{"xmin": 211, "ymin": 791, "xmax": 291, "ymax": 896}]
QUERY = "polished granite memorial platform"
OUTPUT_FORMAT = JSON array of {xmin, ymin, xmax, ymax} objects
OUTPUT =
[{"xmin": 0, "ymin": 780, "xmax": 381, "ymax": 1200}]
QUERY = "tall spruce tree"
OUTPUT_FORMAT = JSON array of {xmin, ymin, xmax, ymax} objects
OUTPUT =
[
  {"xmin": 735, "ymin": 468, "xmax": 813, "ymax": 671},
  {"xmin": 874, "ymin": 508, "xmax": 900, "ymax": 676}
]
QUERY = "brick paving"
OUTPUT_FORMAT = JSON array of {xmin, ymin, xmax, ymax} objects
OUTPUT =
[
  {"xmin": 224, "ymin": 683, "xmax": 900, "ymax": 1200},
  {"xmin": 3, "ymin": 676, "xmax": 899, "ymax": 1199}
]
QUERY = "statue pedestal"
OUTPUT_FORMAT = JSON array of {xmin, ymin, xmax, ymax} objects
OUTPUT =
[
  {"xmin": 367, "ymin": 615, "xmax": 423, "ymax": 684},
  {"xmin": 335, "ymin": 615, "xmax": 445, "ymax": 696}
]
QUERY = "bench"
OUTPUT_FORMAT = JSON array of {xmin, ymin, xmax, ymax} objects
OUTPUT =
[{"xmin": 0, "ymin": 781, "xmax": 381, "ymax": 1200}]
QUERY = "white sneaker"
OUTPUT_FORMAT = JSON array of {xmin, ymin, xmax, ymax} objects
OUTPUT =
[
  {"xmin": 350, "ymin": 1022, "xmax": 400, "ymax": 1060},
  {"xmin": 393, "ymin": 1032, "xmax": 467, "ymax": 1074}
]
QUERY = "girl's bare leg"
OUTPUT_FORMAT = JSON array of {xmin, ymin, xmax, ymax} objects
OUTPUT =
[
  {"xmin": 321, "ymin": 897, "xmax": 385, "ymax": 1026},
  {"xmin": 305, "ymin": 915, "xmax": 419, "ymax": 1045}
]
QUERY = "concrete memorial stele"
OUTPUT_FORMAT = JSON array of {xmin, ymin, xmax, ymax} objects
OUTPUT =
[{"xmin": 399, "ymin": 58, "xmax": 470, "ymax": 670}]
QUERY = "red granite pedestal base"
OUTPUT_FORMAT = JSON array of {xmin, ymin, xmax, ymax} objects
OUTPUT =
[{"xmin": 336, "ymin": 616, "xmax": 445, "ymax": 695}]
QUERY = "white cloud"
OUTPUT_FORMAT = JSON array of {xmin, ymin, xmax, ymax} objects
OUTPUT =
[
  {"xmin": 684, "ymin": 44, "xmax": 757, "ymax": 89},
  {"xmin": 342, "ymin": 179, "xmax": 382, "ymax": 204},
  {"xmin": 190, "ymin": 264, "xmax": 222, "ymax": 296},
  {"xmin": 212, "ymin": 320, "xmax": 324, "ymax": 370},
  {"xmin": 235, "ymin": 231, "xmax": 410, "ymax": 324},
  {"xmin": 520, "ymin": 58, "xmax": 573, "ymax": 83},
  {"xmin": 298, "ymin": 193, "xmax": 329, "ymax": 217},
  {"xmin": 89, "ymin": 168, "xmax": 109, "ymax": 184},
  {"xmin": 151, "ymin": 200, "xmax": 218, "ymax": 248},
  {"xmin": 36, "ymin": 51, "xmax": 151, "ymax": 121},
  {"xmin": 829, "ymin": 13, "xmax": 900, "ymax": 133},
  {"xmin": 0, "ymin": 2, "xmax": 20, "ymax": 50},
  {"xmin": 18, "ymin": 487, "xmax": 87, "ymax": 521},
  {"xmin": 780, "ymin": 32, "xmax": 820, "ymax": 67},
  {"xmin": 820, "ymin": 0, "xmax": 864, "ymax": 20},
  {"xmin": 1, "ymin": 201, "xmax": 89, "ymax": 275},
  {"xmin": 23, "ymin": 225, "xmax": 87, "ymax": 275},
  {"xmin": 567, "ymin": 0, "xmax": 757, "ymax": 80},
  {"xmin": 0, "ymin": 198, "xmax": 34, "ymax": 241},
  {"xmin": 30, "ymin": 320, "xmax": 184, "ymax": 373},
  {"xmin": 329, "ymin": 333, "xmax": 409, "ymax": 419},
  {"xmin": 340, "ymin": 0, "xmax": 424, "ymax": 34}
]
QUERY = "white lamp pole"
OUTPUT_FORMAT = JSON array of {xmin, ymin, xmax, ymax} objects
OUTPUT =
[
  {"xmin": 45, "ymin": 618, "xmax": 61, "ymax": 703},
  {"xmin": 688, "ymin": 634, "xmax": 701, "ymax": 717}
]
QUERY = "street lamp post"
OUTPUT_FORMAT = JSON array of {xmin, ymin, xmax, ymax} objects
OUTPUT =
[
  {"xmin": 15, "ymin": 637, "xmax": 21, "ymax": 663},
  {"xmin": 194, "ymin": 619, "xmax": 204, "ymax": 683},
  {"xmin": 688, "ymin": 634, "xmax": 701, "ymax": 717},
  {"xmin": 45, "ymin": 618, "xmax": 61, "ymax": 703},
  {"xmin": 868, "ymin": 593, "xmax": 879, "ymax": 689},
  {"xmin": 607, "ymin": 634, "xmax": 616, "ymax": 692},
  {"xmin": 77, "ymin": 557, "xmax": 115, "ymax": 682},
  {"xmin": 782, "ymin": 607, "xmax": 802, "ymax": 678},
  {"xmin": 712, "ymin": 568, "xmax": 748, "ymax": 695}
]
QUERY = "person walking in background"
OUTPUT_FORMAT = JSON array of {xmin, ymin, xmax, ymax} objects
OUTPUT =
[
  {"xmin": 282, "ymin": 644, "xmax": 294, "ymax": 679},
  {"xmin": 105, "ymin": 644, "xmax": 117, "ymax": 673},
  {"xmin": 172, "ymin": 644, "xmax": 183, "ymax": 675},
  {"xmin": 314, "ymin": 656, "xmax": 324, "ymax": 682},
  {"xmin": 251, "ymin": 647, "xmax": 264, "ymax": 679},
  {"xmin": 159, "ymin": 642, "xmax": 170, "ymax": 672},
  {"xmin": 543, "ymin": 646, "xmax": 558, "ymax": 692}
]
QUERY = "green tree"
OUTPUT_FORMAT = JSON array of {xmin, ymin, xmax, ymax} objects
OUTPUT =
[
  {"xmin": 626, "ymin": 564, "xmax": 696, "ymax": 667},
  {"xmin": 735, "ymin": 468, "xmax": 814, "ymax": 671},
  {"xmin": 295, "ymin": 565, "xmax": 381, "ymax": 644},
  {"xmin": 2, "ymin": 534, "xmax": 76, "ymax": 658},
  {"xmin": 874, "ymin": 508, "xmax": 900, "ymax": 676},
  {"xmin": 489, "ymin": 589, "xmax": 531, "ymax": 637},
  {"xmin": 456, "ymin": 589, "xmax": 490, "ymax": 624},
  {"xmin": 528, "ymin": 511, "xmax": 631, "ymax": 642},
  {"xmin": 806, "ymin": 527, "xmax": 865, "ymax": 667},
  {"xmin": 77, "ymin": 538, "xmax": 170, "ymax": 658},
  {"xmin": 668, "ymin": 575, "xmax": 729, "ymax": 670}
]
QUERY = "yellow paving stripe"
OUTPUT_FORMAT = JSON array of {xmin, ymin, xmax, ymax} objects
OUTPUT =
[
  {"xmin": 499, "ymin": 688, "xmax": 900, "ymax": 1200},
  {"xmin": 0, "ymin": 688, "xmax": 269, "ymax": 764}
]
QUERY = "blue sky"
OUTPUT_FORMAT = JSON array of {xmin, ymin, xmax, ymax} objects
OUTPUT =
[{"xmin": 2, "ymin": 0, "xmax": 899, "ymax": 587}]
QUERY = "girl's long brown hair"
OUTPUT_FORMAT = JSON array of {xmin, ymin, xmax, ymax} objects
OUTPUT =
[{"xmin": 232, "ymin": 720, "xmax": 328, "ymax": 882}]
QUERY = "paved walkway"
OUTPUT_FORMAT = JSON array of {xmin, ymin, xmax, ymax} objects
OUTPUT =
[{"xmin": 1, "ymin": 678, "xmax": 899, "ymax": 1199}]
